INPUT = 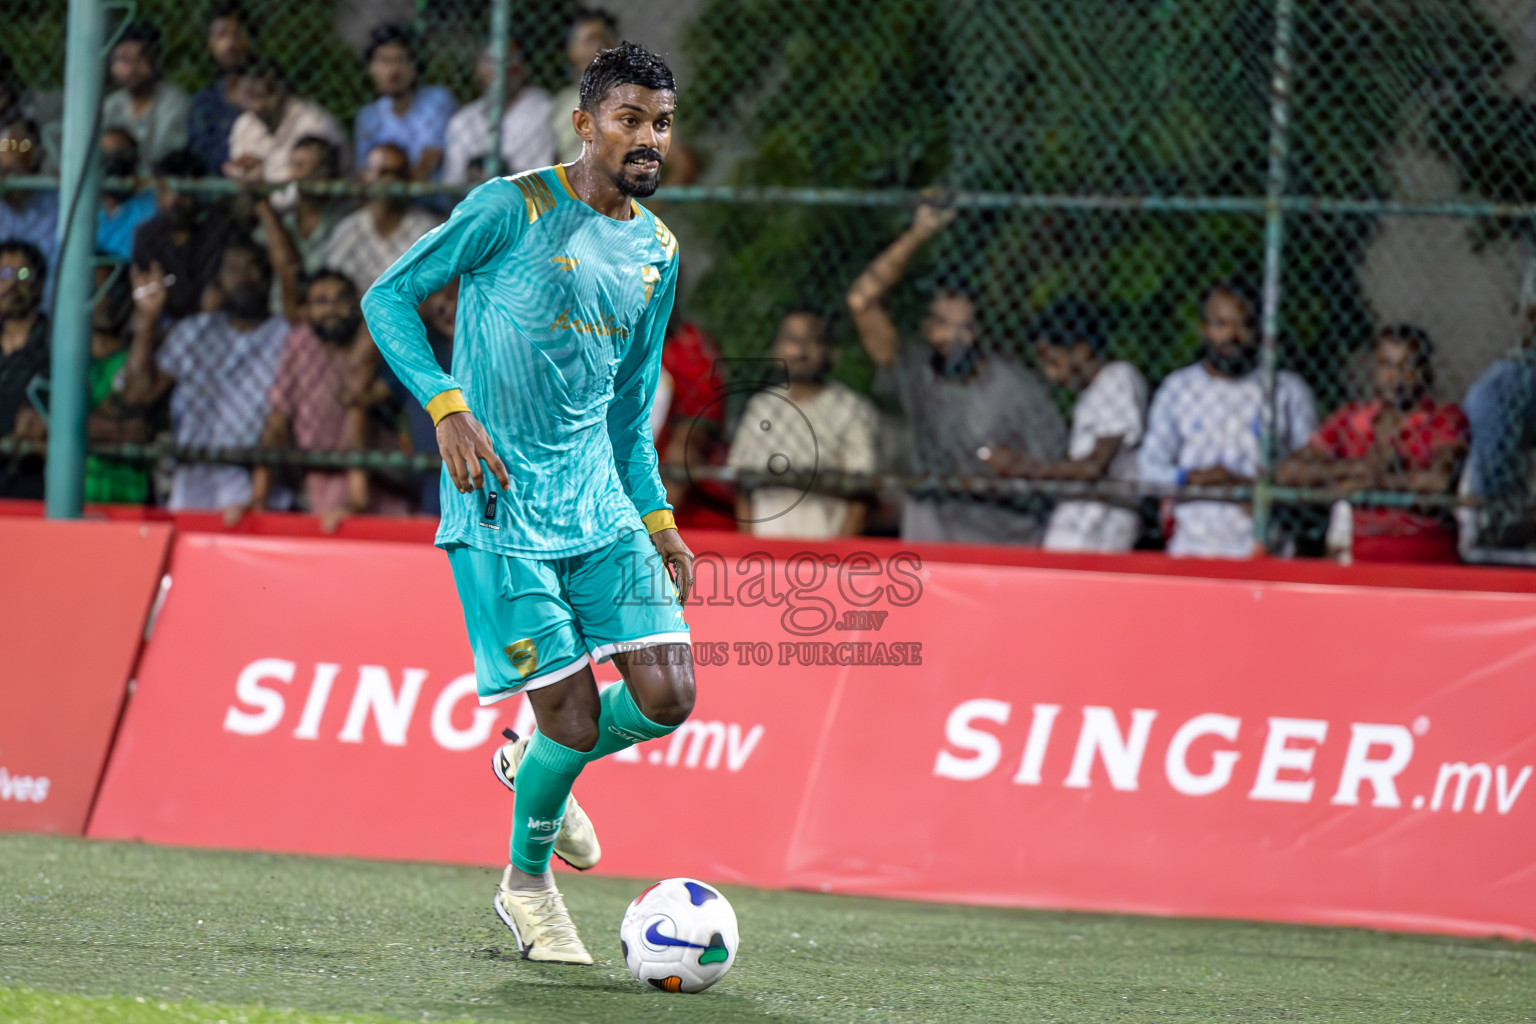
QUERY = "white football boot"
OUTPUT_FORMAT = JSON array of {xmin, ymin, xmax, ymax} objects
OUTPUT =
[
  {"xmin": 492, "ymin": 729, "xmax": 602, "ymax": 870},
  {"xmin": 494, "ymin": 866, "xmax": 594, "ymax": 965}
]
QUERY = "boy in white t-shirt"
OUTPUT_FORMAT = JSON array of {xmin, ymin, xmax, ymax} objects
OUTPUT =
[{"xmin": 981, "ymin": 300, "xmax": 1148, "ymax": 552}]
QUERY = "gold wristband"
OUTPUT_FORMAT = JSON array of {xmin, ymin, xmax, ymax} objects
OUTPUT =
[
  {"xmin": 642, "ymin": 509, "xmax": 677, "ymax": 535},
  {"xmin": 425, "ymin": 388, "xmax": 470, "ymax": 426}
]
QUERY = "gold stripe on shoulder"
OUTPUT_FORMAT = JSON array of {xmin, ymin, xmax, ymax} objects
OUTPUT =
[
  {"xmin": 511, "ymin": 176, "xmax": 543, "ymax": 224},
  {"xmin": 529, "ymin": 173, "xmax": 558, "ymax": 213},
  {"xmin": 653, "ymin": 214, "xmax": 678, "ymax": 260},
  {"xmin": 512, "ymin": 171, "xmax": 554, "ymax": 217}
]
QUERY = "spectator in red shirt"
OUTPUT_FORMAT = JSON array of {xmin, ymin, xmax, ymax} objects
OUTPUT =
[
  {"xmin": 1279, "ymin": 324, "xmax": 1468, "ymax": 562},
  {"xmin": 654, "ymin": 308, "xmax": 732, "ymax": 528}
]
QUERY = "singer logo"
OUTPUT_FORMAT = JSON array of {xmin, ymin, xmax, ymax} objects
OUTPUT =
[
  {"xmin": 222, "ymin": 659, "xmax": 498, "ymax": 752},
  {"xmin": 612, "ymin": 720, "xmax": 765, "ymax": 772},
  {"xmin": 0, "ymin": 755, "xmax": 51, "ymax": 804},
  {"xmin": 933, "ymin": 700, "xmax": 1533, "ymax": 814},
  {"xmin": 220, "ymin": 659, "xmax": 767, "ymax": 773}
]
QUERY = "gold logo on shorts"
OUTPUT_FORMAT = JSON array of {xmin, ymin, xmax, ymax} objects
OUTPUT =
[{"xmin": 504, "ymin": 639, "xmax": 539, "ymax": 679}]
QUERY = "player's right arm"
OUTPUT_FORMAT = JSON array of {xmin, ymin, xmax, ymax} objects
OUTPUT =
[
  {"xmin": 361, "ymin": 180, "xmax": 525, "ymax": 493},
  {"xmin": 845, "ymin": 204, "xmax": 957, "ymax": 368}
]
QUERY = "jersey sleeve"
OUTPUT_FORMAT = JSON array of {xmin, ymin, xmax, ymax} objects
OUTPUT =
[
  {"xmin": 606, "ymin": 250, "xmax": 679, "ymax": 526},
  {"xmin": 1091, "ymin": 363, "xmax": 1149, "ymax": 448},
  {"xmin": 360, "ymin": 178, "xmax": 526, "ymax": 422}
]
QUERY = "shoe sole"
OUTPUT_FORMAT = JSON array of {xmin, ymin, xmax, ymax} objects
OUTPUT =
[
  {"xmin": 492, "ymin": 892, "xmax": 593, "ymax": 966},
  {"xmin": 491, "ymin": 742, "xmax": 595, "ymax": 873},
  {"xmin": 491, "ymin": 744, "xmax": 517, "ymax": 795}
]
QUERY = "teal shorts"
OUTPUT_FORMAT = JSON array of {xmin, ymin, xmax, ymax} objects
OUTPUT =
[{"xmin": 446, "ymin": 527, "xmax": 690, "ymax": 705}]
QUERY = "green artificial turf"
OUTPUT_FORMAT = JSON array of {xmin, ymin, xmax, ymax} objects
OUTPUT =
[
  {"xmin": 0, "ymin": 987, "xmax": 412, "ymax": 1023},
  {"xmin": 1, "ymin": 834, "xmax": 1532, "ymax": 1023}
]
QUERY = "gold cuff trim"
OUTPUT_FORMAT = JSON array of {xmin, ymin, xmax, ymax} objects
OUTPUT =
[
  {"xmin": 425, "ymin": 388, "xmax": 470, "ymax": 426},
  {"xmin": 642, "ymin": 509, "xmax": 677, "ymax": 535}
]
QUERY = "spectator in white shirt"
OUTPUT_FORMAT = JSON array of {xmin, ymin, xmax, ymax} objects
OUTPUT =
[
  {"xmin": 728, "ymin": 309, "xmax": 879, "ymax": 538},
  {"xmin": 1139, "ymin": 281, "xmax": 1317, "ymax": 559},
  {"xmin": 324, "ymin": 143, "xmax": 441, "ymax": 292},
  {"xmin": 224, "ymin": 60, "xmax": 348, "ymax": 184},
  {"xmin": 443, "ymin": 43, "xmax": 555, "ymax": 185},
  {"xmin": 983, "ymin": 299, "xmax": 1148, "ymax": 552}
]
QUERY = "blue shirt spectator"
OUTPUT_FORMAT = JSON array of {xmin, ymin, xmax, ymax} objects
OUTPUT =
[
  {"xmin": 186, "ymin": 3, "xmax": 254, "ymax": 171},
  {"xmin": 97, "ymin": 191, "xmax": 157, "ymax": 262},
  {"xmin": 96, "ymin": 128, "xmax": 157, "ymax": 261},
  {"xmin": 0, "ymin": 118, "xmax": 58, "ymax": 310},
  {"xmin": 354, "ymin": 24, "xmax": 454, "ymax": 179},
  {"xmin": 1463, "ymin": 350, "xmax": 1536, "ymax": 545},
  {"xmin": 188, "ymin": 78, "xmax": 244, "ymax": 172}
]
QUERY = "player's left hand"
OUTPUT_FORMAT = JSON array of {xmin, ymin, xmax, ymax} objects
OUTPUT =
[{"xmin": 650, "ymin": 528, "xmax": 694, "ymax": 605}]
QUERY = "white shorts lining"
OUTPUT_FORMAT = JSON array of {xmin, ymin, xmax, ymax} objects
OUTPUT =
[
  {"xmin": 588, "ymin": 631, "xmax": 693, "ymax": 664},
  {"xmin": 476, "ymin": 654, "xmax": 593, "ymax": 705}
]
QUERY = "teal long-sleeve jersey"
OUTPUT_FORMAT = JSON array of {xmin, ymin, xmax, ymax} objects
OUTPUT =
[{"xmin": 361, "ymin": 166, "xmax": 680, "ymax": 558}]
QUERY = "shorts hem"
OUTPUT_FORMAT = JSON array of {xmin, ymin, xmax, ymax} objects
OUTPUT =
[
  {"xmin": 476, "ymin": 655, "xmax": 593, "ymax": 705},
  {"xmin": 589, "ymin": 631, "xmax": 693, "ymax": 663}
]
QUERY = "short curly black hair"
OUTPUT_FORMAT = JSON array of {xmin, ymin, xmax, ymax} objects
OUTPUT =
[
  {"xmin": 304, "ymin": 268, "xmax": 359, "ymax": 304},
  {"xmin": 365, "ymin": 23, "xmax": 424, "ymax": 73},
  {"xmin": 579, "ymin": 41, "xmax": 675, "ymax": 113},
  {"xmin": 1033, "ymin": 298, "xmax": 1107, "ymax": 356},
  {"xmin": 1377, "ymin": 322, "xmax": 1437, "ymax": 388},
  {"xmin": 115, "ymin": 20, "xmax": 164, "ymax": 63}
]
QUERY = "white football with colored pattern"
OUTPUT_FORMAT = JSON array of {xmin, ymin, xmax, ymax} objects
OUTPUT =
[{"xmin": 619, "ymin": 877, "xmax": 739, "ymax": 993}]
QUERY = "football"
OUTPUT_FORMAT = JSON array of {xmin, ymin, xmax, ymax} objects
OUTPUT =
[{"xmin": 619, "ymin": 877, "xmax": 739, "ymax": 993}]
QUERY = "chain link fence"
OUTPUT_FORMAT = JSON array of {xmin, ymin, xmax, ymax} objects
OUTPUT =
[{"xmin": 1, "ymin": 0, "xmax": 1535, "ymax": 561}]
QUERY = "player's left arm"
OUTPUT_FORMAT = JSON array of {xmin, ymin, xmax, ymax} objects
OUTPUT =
[
  {"xmin": 361, "ymin": 181, "xmax": 523, "ymax": 493},
  {"xmin": 607, "ymin": 254, "xmax": 692, "ymax": 603}
]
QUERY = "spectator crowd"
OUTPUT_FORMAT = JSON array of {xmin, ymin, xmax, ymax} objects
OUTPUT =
[
  {"xmin": 0, "ymin": 4, "xmax": 628, "ymax": 531},
  {"xmin": 0, "ymin": 5, "xmax": 1530, "ymax": 563}
]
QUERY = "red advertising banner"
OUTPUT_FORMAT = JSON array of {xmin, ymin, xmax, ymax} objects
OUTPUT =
[
  {"xmin": 780, "ymin": 564, "xmax": 1536, "ymax": 939},
  {"xmin": 0, "ymin": 518, "xmax": 171, "ymax": 834},
  {"xmin": 86, "ymin": 533, "xmax": 821, "ymax": 885},
  {"xmin": 88, "ymin": 530, "xmax": 1536, "ymax": 938}
]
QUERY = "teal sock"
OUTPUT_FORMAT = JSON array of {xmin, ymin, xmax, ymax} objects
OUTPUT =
[
  {"xmin": 509, "ymin": 733, "xmax": 587, "ymax": 874},
  {"xmin": 584, "ymin": 680, "xmax": 680, "ymax": 761}
]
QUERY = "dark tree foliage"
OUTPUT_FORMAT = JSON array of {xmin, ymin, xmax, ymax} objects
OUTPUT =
[{"xmin": 681, "ymin": 0, "xmax": 1515, "ymax": 406}]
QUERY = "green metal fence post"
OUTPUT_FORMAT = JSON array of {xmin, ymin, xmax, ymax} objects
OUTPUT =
[
  {"xmin": 45, "ymin": 0, "xmax": 105, "ymax": 518},
  {"xmin": 1253, "ymin": 0, "xmax": 1296, "ymax": 550},
  {"xmin": 484, "ymin": 0, "xmax": 511, "ymax": 178}
]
